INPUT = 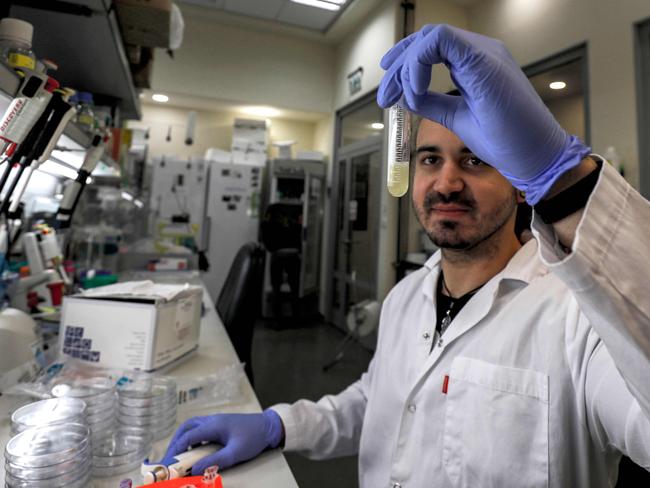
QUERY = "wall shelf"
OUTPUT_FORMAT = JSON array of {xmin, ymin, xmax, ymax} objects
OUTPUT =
[{"xmin": 9, "ymin": 0, "xmax": 141, "ymax": 120}]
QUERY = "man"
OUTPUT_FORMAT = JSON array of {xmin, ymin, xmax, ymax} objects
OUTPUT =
[{"xmin": 161, "ymin": 25, "xmax": 650, "ymax": 487}]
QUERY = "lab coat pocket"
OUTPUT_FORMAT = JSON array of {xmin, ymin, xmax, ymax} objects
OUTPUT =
[{"xmin": 442, "ymin": 357, "xmax": 549, "ymax": 488}]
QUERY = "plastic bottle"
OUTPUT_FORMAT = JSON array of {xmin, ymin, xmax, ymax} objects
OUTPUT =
[
  {"xmin": 74, "ymin": 91, "xmax": 96, "ymax": 132},
  {"xmin": 0, "ymin": 18, "xmax": 37, "ymax": 71}
]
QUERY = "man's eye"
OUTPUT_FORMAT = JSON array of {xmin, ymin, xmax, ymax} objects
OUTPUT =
[
  {"xmin": 420, "ymin": 155, "xmax": 441, "ymax": 165},
  {"xmin": 464, "ymin": 156, "xmax": 487, "ymax": 167}
]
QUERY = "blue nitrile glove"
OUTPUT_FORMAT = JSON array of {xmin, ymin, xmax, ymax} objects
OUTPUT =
[
  {"xmin": 377, "ymin": 24, "xmax": 591, "ymax": 204},
  {"xmin": 162, "ymin": 409, "xmax": 284, "ymax": 475}
]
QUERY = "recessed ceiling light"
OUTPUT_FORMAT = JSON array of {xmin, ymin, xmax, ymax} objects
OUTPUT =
[
  {"xmin": 240, "ymin": 106, "xmax": 282, "ymax": 117},
  {"xmin": 152, "ymin": 93, "xmax": 169, "ymax": 103},
  {"xmin": 549, "ymin": 81, "xmax": 566, "ymax": 90},
  {"xmin": 290, "ymin": 0, "xmax": 341, "ymax": 11},
  {"xmin": 371, "ymin": 122, "xmax": 384, "ymax": 130}
]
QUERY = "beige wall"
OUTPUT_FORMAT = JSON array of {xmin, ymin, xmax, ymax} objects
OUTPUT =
[
  {"xmin": 131, "ymin": 103, "xmax": 320, "ymax": 161},
  {"xmin": 334, "ymin": 0, "xmax": 400, "ymax": 109},
  {"xmin": 414, "ymin": 0, "xmax": 470, "ymax": 93},
  {"xmin": 464, "ymin": 0, "xmax": 650, "ymax": 188},
  {"xmin": 151, "ymin": 6, "xmax": 335, "ymax": 114}
]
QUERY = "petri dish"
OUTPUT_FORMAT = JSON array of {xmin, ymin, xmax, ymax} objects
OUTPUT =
[
  {"xmin": 51, "ymin": 376, "xmax": 115, "ymax": 406},
  {"xmin": 5, "ymin": 442, "xmax": 90, "ymax": 480},
  {"xmin": 92, "ymin": 426, "xmax": 152, "ymax": 467},
  {"xmin": 10, "ymin": 397, "xmax": 87, "ymax": 435},
  {"xmin": 5, "ymin": 462, "xmax": 92, "ymax": 488},
  {"xmin": 5, "ymin": 423, "xmax": 90, "ymax": 468}
]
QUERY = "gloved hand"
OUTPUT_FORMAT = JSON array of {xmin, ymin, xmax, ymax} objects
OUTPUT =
[
  {"xmin": 162, "ymin": 409, "xmax": 284, "ymax": 475},
  {"xmin": 377, "ymin": 24, "xmax": 591, "ymax": 204}
]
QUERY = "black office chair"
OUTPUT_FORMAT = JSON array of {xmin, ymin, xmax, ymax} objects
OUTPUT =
[{"xmin": 216, "ymin": 242, "xmax": 266, "ymax": 386}]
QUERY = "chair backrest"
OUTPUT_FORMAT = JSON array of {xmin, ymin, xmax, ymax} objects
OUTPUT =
[{"xmin": 216, "ymin": 242, "xmax": 265, "ymax": 384}]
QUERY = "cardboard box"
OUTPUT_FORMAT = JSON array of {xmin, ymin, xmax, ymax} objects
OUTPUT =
[
  {"xmin": 59, "ymin": 282, "xmax": 202, "ymax": 371},
  {"xmin": 116, "ymin": 0, "xmax": 171, "ymax": 48}
]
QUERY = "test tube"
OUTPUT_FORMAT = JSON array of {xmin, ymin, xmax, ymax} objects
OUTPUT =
[{"xmin": 387, "ymin": 105, "xmax": 411, "ymax": 197}]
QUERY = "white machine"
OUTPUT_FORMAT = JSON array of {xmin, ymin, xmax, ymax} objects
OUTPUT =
[
  {"xmin": 0, "ymin": 308, "xmax": 40, "ymax": 394},
  {"xmin": 201, "ymin": 161, "xmax": 262, "ymax": 301}
]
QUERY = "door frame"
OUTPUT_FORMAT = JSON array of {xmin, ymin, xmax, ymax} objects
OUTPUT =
[
  {"xmin": 522, "ymin": 43, "xmax": 591, "ymax": 146},
  {"xmin": 635, "ymin": 17, "xmax": 650, "ymax": 198}
]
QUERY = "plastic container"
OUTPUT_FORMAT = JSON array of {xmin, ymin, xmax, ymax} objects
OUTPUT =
[
  {"xmin": 92, "ymin": 425, "xmax": 152, "ymax": 477},
  {"xmin": 4, "ymin": 423, "xmax": 91, "ymax": 488},
  {"xmin": 0, "ymin": 18, "xmax": 36, "ymax": 71},
  {"xmin": 10, "ymin": 397, "xmax": 87, "ymax": 435},
  {"xmin": 73, "ymin": 91, "xmax": 96, "ymax": 132}
]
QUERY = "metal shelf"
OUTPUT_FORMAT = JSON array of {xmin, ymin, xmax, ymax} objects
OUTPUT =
[{"xmin": 9, "ymin": 0, "xmax": 141, "ymax": 120}]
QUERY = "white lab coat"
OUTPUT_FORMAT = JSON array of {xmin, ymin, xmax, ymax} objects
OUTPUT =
[{"xmin": 271, "ymin": 162, "xmax": 650, "ymax": 488}]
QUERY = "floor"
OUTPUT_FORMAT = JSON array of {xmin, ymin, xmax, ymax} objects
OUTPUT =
[{"xmin": 252, "ymin": 317, "xmax": 373, "ymax": 488}]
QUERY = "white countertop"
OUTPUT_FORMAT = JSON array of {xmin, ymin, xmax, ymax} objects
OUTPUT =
[{"xmin": 0, "ymin": 273, "xmax": 298, "ymax": 488}]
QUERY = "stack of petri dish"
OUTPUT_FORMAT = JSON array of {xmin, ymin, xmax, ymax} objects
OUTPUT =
[
  {"xmin": 51, "ymin": 376, "xmax": 116, "ymax": 442},
  {"xmin": 92, "ymin": 424, "xmax": 153, "ymax": 478},
  {"xmin": 117, "ymin": 376, "xmax": 177, "ymax": 441},
  {"xmin": 10, "ymin": 397, "xmax": 87, "ymax": 435},
  {"xmin": 4, "ymin": 423, "xmax": 91, "ymax": 487}
]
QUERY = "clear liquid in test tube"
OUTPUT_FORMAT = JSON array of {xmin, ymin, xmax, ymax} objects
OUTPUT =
[{"xmin": 387, "ymin": 105, "xmax": 411, "ymax": 197}]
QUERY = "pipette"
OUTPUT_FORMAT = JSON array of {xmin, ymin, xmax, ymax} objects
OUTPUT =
[
  {"xmin": 54, "ymin": 130, "xmax": 109, "ymax": 228},
  {"xmin": 386, "ymin": 105, "xmax": 411, "ymax": 197},
  {"xmin": 141, "ymin": 444, "xmax": 220, "ymax": 484}
]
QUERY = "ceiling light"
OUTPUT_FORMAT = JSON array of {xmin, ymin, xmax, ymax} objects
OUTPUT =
[
  {"xmin": 152, "ymin": 93, "xmax": 169, "ymax": 103},
  {"xmin": 290, "ymin": 0, "xmax": 341, "ymax": 11},
  {"xmin": 549, "ymin": 81, "xmax": 566, "ymax": 90},
  {"xmin": 240, "ymin": 106, "xmax": 282, "ymax": 117},
  {"xmin": 121, "ymin": 191, "xmax": 133, "ymax": 201},
  {"xmin": 371, "ymin": 122, "xmax": 384, "ymax": 130}
]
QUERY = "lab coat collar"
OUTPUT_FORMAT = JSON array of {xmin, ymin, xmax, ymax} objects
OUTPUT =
[{"xmin": 420, "ymin": 239, "xmax": 547, "ymax": 302}]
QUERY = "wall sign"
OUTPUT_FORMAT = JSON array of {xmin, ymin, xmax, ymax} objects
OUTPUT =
[{"xmin": 347, "ymin": 66, "xmax": 364, "ymax": 96}]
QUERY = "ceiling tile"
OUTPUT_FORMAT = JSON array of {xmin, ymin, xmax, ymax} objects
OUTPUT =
[
  {"xmin": 182, "ymin": 0, "xmax": 225, "ymax": 8},
  {"xmin": 223, "ymin": 0, "xmax": 285, "ymax": 20},
  {"xmin": 277, "ymin": 1, "xmax": 338, "ymax": 31}
]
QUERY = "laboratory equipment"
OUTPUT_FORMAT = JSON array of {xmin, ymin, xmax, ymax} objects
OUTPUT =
[
  {"xmin": 141, "ymin": 444, "xmax": 220, "ymax": 483},
  {"xmin": 201, "ymin": 160, "xmax": 262, "ymax": 301},
  {"xmin": 0, "ymin": 308, "xmax": 41, "ymax": 394},
  {"xmin": 55, "ymin": 131, "xmax": 110, "ymax": 227},
  {"xmin": 0, "ymin": 18, "xmax": 36, "ymax": 71},
  {"xmin": 4, "ymin": 422, "xmax": 91, "ymax": 487},
  {"xmin": 10, "ymin": 397, "xmax": 87, "ymax": 435},
  {"xmin": 51, "ymin": 376, "xmax": 116, "ymax": 442},
  {"xmin": 117, "ymin": 376, "xmax": 177, "ymax": 441},
  {"xmin": 387, "ymin": 105, "xmax": 410, "ymax": 197},
  {"xmin": 92, "ymin": 425, "xmax": 153, "ymax": 477},
  {"xmin": 261, "ymin": 158, "xmax": 325, "ymax": 316}
]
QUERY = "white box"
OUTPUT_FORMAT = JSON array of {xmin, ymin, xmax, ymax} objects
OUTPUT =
[{"xmin": 59, "ymin": 282, "xmax": 202, "ymax": 371}]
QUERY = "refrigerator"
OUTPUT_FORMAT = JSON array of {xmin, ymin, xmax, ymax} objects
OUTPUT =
[{"xmin": 201, "ymin": 161, "xmax": 262, "ymax": 302}]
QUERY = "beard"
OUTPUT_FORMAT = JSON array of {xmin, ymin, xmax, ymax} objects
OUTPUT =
[{"xmin": 414, "ymin": 188, "xmax": 517, "ymax": 251}]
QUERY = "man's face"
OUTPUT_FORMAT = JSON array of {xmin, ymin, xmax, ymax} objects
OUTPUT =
[{"xmin": 412, "ymin": 119, "xmax": 518, "ymax": 250}]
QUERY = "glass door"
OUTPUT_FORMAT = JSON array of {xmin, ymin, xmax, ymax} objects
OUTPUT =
[{"xmin": 331, "ymin": 140, "xmax": 382, "ymax": 328}]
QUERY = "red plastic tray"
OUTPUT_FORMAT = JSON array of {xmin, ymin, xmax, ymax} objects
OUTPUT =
[{"xmin": 139, "ymin": 474, "xmax": 223, "ymax": 488}]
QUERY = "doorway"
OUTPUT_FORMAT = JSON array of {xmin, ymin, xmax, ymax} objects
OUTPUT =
[{"xmin": 326, "ymin": 92, "xmax": 385, "ymax": 329}]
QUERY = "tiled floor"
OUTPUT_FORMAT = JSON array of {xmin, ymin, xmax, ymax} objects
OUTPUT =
[{"xmin": 252, "ymin": 318, "xmax": 373, "ymax": 488}]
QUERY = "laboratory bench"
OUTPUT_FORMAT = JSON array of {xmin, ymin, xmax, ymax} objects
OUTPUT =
[{"xmin": 0, "ymin": 271, "xmax": 298, "ymax": 488}]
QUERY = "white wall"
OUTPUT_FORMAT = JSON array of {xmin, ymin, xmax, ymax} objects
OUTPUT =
[
  {"xmin": 334, "ymin": 0, "xmax": 400, "ymax": 109},
  {"xmin": 464, "ymin": 0, "xmax": 650, "ymax": 188},
  {"xmin": 130, "ymin": 104, "xmax": 321, "ymax": 161},
  {"xmin": 151, "ymin": 6, "xmax": 336, "ymax": 114}
]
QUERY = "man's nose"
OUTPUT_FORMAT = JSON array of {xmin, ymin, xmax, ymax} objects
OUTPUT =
[{"xmin": 432, "ymin": 161, "xmax": 465, "ymax": 195}]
